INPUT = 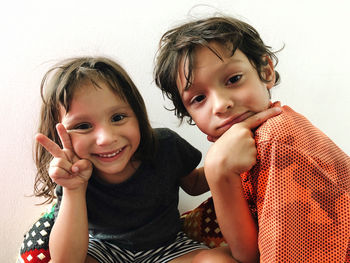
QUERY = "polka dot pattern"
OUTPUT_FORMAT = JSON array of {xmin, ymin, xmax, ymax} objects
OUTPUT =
[{"xmin": 241, "ymin": 103, "xmax": 350, "ymax": 262}]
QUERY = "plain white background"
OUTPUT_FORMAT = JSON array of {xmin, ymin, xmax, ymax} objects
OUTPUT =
[{"xmin": 1, "ymin": 0, "xmax": 349, "ymax": 260}]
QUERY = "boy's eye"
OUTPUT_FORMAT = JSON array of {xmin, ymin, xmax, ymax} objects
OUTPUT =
[
  {"xmin": 112, "ymin": 114, "xmax": 125, "ymax": 122},
  {"xmin": 191, "ymin": 95, "xmax": 206, "ymax": 104},
  {"xmin": 226, "ymin": 75, "xmax": 242, "ymax": 85},
  {"xmin": 73, "ymin": 123, "xmax": 92, "ymax": 130}
]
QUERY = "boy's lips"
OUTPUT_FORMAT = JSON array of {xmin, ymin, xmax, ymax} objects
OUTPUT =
[{"xmin": 217, "ymin": 112, "xmax": 253, "ymax": 131}]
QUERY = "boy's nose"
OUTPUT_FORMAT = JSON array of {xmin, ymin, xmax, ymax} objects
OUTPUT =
[
  {"xmin": 96, "ymin": 127, "xmax": 115, "ymax": 146},
  {"xmin": 212, "ymin": 90, "xmax": 233, "ymax": 115}
]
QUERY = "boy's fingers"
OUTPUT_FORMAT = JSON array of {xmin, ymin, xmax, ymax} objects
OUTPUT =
[
  {"xmin": 35, "ymin": 133, "xmax": 65, "ymax": 159},
  {"xmin": 207, "ymin": 107, "xmax": 282, "ymax": 142},
  {"xmin": 56, "ymin": 123, "xmax": 74, "ymax": 151},
  {"xmin": 242, "ymin": 107, "xmax": 282, "ymax": 130}
]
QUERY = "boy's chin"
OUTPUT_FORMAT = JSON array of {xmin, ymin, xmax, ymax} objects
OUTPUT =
[{"xmin": 207, "ymin": 134, "xmax": 220, "ymax": 142}]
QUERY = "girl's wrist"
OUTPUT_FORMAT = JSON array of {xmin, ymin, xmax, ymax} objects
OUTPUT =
[{"xmin": 63, "ymin": 183, "xmax": 88, "ymax": 196}]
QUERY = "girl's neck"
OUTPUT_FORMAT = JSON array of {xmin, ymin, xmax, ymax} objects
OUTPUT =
[{"xmin": 94, "ymin": 160, "xmax": 142, "ymax": 184}]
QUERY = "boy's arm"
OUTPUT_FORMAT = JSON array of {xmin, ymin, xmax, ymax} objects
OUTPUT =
[
  {"xmin": 180, "ymin": 167, "xmax": 209, "ymax": 196},
  {"xmin": 257, "ymin": 139, "xmax": 350, "ymax": 262},
  {"xmin": 204, "ymin": 131, "xmax": 259, "ymax": 263},
  {"xmin": 204, "ymin": 108, "xmax": 282, "ymax": 263}
]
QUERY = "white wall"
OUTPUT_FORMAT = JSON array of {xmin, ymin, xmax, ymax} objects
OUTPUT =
[{"xmin": 1, "ymin": 0, "xmax": 349, "ymax": 260}]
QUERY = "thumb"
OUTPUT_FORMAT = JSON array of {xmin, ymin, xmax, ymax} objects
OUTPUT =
[{"xmin": 71, "ymin": 159, "xmax": 92, "ymax": 174}]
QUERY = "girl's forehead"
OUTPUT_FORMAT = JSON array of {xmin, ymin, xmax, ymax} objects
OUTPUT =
[
  {"xmin": 72, "ymin": 79, "xmax": 124, "ymax": 99},
  {"xmin": 62, "ymin": 80, "xmax": 125, "ymax": 110}
]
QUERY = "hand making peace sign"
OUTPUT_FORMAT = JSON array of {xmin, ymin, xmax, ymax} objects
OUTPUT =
[{"xmin": 35, "ymin": 123, "xmax": 93, "ymax": 190}]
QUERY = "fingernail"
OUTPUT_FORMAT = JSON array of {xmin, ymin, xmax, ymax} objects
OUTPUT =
[
  {"xmin": 72, "ymin": 166, "xmax": 79, "ymax": 173},
  {"xmin": 275, "ymin": 107, "xmax": 282, "ymax": 113}
]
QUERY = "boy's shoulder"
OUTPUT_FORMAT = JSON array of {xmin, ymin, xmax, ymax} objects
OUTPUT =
[
  {"xmin": 255, "ymin": 103, "xmax": 313, "ymax": 145},
  {"xmin": 255, "ymin": 103, "xmax": 347, "ymax": 162}
]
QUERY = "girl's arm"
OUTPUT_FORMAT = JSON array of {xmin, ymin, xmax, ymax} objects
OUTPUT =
[
  {"xmin": 180, "ymin": 167, "xmax": 209, "ymax": 196},
  {"xmin": 36, "ymin": 124, "xmax": 92, "ymax": 263},
  {"xmin": 50, "ymin": 185, "xmax": 89, "ymax": 263}
]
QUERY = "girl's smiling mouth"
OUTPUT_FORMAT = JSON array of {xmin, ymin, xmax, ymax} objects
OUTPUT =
[{"xmin": 93, "ymin": 147, "xmax": 125, "ymax": 161}]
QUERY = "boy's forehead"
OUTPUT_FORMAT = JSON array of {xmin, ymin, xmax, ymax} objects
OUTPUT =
[
  {"xmin": 176, "ymin": 43, "xmax": 245, "ymax": 88},
  {"xmin": 176, "ymin": 54, "xmax": 190, "ymax": 93},
  {"xmin": 176, "ymin": 48, "xmax": 257, "ymax": 100}
]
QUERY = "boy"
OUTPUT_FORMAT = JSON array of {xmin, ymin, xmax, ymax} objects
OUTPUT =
[{"xmin": 154, "ymin": 15, "xmax": 350, "ymax": 262}]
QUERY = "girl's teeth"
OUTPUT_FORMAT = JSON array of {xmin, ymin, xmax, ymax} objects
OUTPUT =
[{"xmin": 99, "ymin": 149, "xmax": 122, "ymax": 158}]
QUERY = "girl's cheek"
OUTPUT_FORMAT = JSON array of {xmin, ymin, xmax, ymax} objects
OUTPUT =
[{"xmin": 70, "ymin": 136, "xmax": 88, "ymax": 158}]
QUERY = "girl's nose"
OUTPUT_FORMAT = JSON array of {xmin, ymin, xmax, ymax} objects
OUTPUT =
[
  {"xmin": 95, "ymin": 126, "xmax": 115, "ymax": 146},
  {"xmin": 212, "ymin": 90, "xmax": 234, "ymax": 115}
]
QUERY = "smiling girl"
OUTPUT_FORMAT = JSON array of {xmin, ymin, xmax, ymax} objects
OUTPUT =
[{"xmin": 33, "ymin": 56, "xmax": 243, "ymax": 262}]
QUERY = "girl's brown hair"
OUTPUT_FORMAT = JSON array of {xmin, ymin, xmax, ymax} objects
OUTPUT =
[
  {"xmin": 34, "ymin": 57, "xmax": 155, "ymax": 203},
  {"xmin": 154, "ymin": 15, "xmax": 281, "ymax": 124}
]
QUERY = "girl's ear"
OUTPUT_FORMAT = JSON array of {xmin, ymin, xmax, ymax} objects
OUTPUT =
[{"xmin": 262, "ymin": 56, "xmax": 276, "ymax": 90}]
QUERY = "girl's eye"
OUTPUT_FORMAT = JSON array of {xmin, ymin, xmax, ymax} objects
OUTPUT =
[
  {"xmin": 74, "ymin": 123, "xmax": 92, "ymax": 130},
  {"xmin": 191, "ymin": 95, "xmax": 206, "ymax": 104},
  {"xmin": 226, "ymin": 75, "xmax": 242, "ymax": 85},
  {"xmin": 112, "ymin": 114, "xmax": 125, "ymax": 122}
]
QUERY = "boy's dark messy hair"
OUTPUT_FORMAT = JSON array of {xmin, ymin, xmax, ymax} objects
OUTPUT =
[{"xmin": 154, "ymin": 15, "xmax": 281, "ymax": 124}]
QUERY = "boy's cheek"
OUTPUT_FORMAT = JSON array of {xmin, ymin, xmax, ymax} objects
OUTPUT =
[{"xmin": 196, "ymin": 123, "xmax": 219, "ymax": 141}]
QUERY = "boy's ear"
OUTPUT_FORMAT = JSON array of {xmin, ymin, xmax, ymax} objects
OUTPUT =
[{"xmin": 262, "ymin": 56, "xmax": 275, "ymax": 89}]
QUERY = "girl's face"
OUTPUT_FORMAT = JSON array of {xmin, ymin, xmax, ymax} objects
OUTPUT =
[
  {"xmin": 177, "ymin": 41, "xmax": 275, "ymax": 140},
  {"xmin": 59, "ymin": 81, "xmax": 141, "ymax": 184}
]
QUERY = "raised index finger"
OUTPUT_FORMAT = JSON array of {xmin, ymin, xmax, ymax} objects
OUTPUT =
[{"xmin": 242, "ymin": 107, "xmax": 282, "ymax": 130}]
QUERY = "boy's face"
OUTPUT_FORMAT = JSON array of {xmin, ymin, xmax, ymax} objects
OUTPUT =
[{"xmin": 177, "ymin": 41, "xmax": 275, "ymax": 140}]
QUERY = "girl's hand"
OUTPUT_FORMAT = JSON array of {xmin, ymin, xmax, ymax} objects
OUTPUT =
[
  {"xmin": 205, "ymin": 107, "xmax": 282, "ymax": 178},
  {"xmin": 35, "ymin": 123, "xmax": 93, "ymax": 190}
]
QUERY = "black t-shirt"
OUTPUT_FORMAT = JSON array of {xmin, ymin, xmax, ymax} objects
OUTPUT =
[{"xmin": 55, "ymin": 128, "xmax": 201, "ymax": 251}]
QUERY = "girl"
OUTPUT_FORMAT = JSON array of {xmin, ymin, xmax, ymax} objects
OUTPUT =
[{"xmin": 33, "ymin": 56, "xmax": 238, "ymax": 263}]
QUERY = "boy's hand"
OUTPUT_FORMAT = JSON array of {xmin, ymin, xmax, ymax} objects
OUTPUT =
[
  {"xmin": 207, "ymin": 107, "xmax": 282, "ymax": 142},
  {"xmin": 35, "ymin": 123, "xmax": 93, "ymax": 190},
  {"xmin": 205, "ymin": 107, "xmax": 281, "ymax": 177}
]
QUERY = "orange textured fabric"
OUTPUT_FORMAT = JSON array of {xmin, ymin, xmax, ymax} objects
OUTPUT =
[{"xmin": 241, "ymin": 102, "xmax": 350, "ymax": 262}]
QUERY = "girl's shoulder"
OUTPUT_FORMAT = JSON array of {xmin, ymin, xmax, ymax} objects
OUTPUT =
[
  {"xmin": 153, "ymin": 127, "xmax": 180, "ymax": 139},
  {"xmin": 153, "ymin": 127, "xmax": 190, "ymax": 145},
  {"xmin": 152, "ymin": 127, "xmax": 201, "ymax": 163}
]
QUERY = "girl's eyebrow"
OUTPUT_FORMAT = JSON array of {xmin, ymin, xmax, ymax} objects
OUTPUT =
[
  {"xmin": 62, "ymin": 114, "xmax": 89, "ymax": 127},
  {"xmin": 63, "ymin": 105, "xmax": 132, "ymax": 124}
]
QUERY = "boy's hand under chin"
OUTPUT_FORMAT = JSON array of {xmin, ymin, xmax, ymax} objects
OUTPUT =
[{"xmin": 205, "ymin": 107, "xmax": 282, "ymax": 178}]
